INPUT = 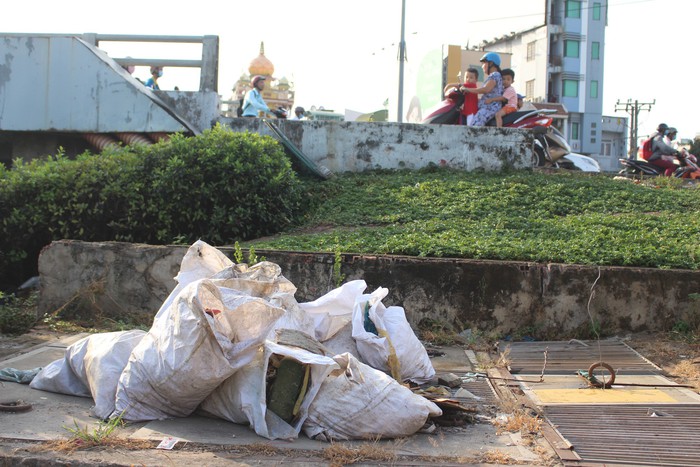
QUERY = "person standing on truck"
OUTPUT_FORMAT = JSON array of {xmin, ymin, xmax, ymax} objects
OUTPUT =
[{"xmin": 241, "ymin": 75, "xmax": 272, "ymax": 117}]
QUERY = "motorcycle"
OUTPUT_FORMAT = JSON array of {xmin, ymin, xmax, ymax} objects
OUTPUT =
[
  {"xmin": 271, "ymin": 107, "xmax": 288, "ymax": 119},
  {"xmin": 422, "ymin": 85, "xmax": 572, "ymax": 168},
  {"xmin": 618, "ymin": 149, "xmax": 700, "ymax": 179}
]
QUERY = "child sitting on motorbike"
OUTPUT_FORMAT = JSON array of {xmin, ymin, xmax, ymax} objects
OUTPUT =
[
  {"xmin": 461, "ymin": 52, "xmax": 503, "ymax": 127},
  {"xmin": 482, "ymin": 68, "xmax": 518, "ymax": 127},
  {"xmin": 444, "ymin": 68, "xmax": 479, "ymax": 125}
]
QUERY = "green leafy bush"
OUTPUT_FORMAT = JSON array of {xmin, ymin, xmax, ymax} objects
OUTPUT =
[{"xmin": 0, "ymin": 126, "xmax": 304, "ymax": 288}]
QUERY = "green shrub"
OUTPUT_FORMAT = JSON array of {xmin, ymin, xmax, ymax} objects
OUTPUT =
[
  {"xmin": 0, "ymin": 126, "xmax": 304, "ymax": 288},
  {"xmin": 145, "ymin": 126, "xmax": 303, "ymax": 244}
]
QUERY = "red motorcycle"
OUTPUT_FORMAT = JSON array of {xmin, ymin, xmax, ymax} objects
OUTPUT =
[
  {"xmin": 675, "ymin": 149, "xmax": 700, "ymax": 180},
  {"xmin": 619, "ymin": 148, "xmax": 700, "ymax": 179},
  {"xmin": 422, "ymin": 86, "xmax": 571, "ymax": 167}
]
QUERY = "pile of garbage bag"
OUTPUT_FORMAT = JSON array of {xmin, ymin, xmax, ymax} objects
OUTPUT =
[{"xmin": 30, "ymin": 240, "xmax": 441, "ymax": 441}]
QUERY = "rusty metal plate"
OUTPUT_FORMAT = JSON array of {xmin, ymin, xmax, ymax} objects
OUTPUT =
[
  {"xmin": 545, "ymin": 404, "xmax": 700, "ymax": 466},
  {"xmin": 499, "ymin": 339, "xmax": 662, "ymax": 375}
]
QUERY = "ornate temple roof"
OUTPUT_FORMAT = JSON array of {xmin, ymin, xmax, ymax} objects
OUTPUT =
[{"xmin": 248, "ymin": 42, "xmax": 274, "ymax": 76}]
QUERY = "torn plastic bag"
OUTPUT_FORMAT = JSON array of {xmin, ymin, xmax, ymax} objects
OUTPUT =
[
  {"xmin": 351, "ymin": 288, "xmax": 435, "ymax": 384},
  {"xmin": 298, "ymin": 280, "xmax": 367, "ymax": 341},
  {"xmin": 154, "ymin": 240, "xmax": 234, "ymax": 320},
  {"xmin": 213, "ymin": 261, "xmax": 316, "ymax": 340},
  {"xmin": 211, "ymin": 261, "xmax": 297, "ymax": 299},
  {"xmin": 303, "ymin": 353, "xmax": 442, "ymax": 441},
  {"xmin": 199, "ymin": 341, "xmax": 337, "ymax": 440},
  {"xmin": 114, "ymin": 279, "xmax": 284, "ymax": 421},
  {"xmin": 0, "ymin": 367, "xmax": 41, "ymax": 384}
]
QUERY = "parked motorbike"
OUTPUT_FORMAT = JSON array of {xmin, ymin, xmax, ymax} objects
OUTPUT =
[
  {"xmin": 271, "ymin": 107, "xmax": 288, "ymax": 119},
  {"xmin": 618, "ymin": 149, "xmax": 700, "ymax": 179},
  {"xmin": 422, "ymin": 86, "xmax": 571, "ymax": 167}
]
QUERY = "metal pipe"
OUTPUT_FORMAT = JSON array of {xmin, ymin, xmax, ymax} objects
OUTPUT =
[
  {"xmin": 115, "ymin": 133, "xmax": 153, "ymax": 146},
  {"xmin": 148, "ymin": 133, "xmax": 171, "ymax": 143},
  {"xmin": 83, "ymin": 133, "xmax": 119, "ymax": 152}
]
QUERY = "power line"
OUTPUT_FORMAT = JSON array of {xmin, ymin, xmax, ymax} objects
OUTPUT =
[{"xmin": 615, "ymin": 99, "xmax": 655, "ymax": 157}]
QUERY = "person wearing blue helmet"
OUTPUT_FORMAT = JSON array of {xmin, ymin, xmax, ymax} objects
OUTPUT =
[{"xmin": 460, "ymin": 52, "xmax": 503, "ymax": 126}]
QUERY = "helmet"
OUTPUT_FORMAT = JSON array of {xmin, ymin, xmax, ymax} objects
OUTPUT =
[
  {"xmin": 295, "ymin": 106, "xmax": 305, "ymax": 113},
  {"xmin": 665, "ymin": 127, "xmax": 677, "ymax": 136},
  {"xmin": 251, "ymin": 75, "xmax": 266, "ymax": 87},
  {"xmin": 657, "ymin": 123, "xmax": 668, "ymax": 133},
  {"xmin": 480, "ymin": 52, "xmax": 501, "ymax": 67}
]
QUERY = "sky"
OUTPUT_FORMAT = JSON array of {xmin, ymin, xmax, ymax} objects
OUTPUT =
[{"xmin": 3, "ymin": 0, "xmax": 697, "ymax": 143}]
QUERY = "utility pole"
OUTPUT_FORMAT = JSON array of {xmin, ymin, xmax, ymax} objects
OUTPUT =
[
  {"xmin": 615, "ymin": 99, "xmax": 655, "ymax": 157},
  {"xmin": 397, "ymin": 0, "xmax": 407, "ymax": 123}
]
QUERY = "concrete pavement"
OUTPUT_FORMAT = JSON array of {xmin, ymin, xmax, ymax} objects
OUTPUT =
[{"xmin": 0, "ymin": 334, "xmax": 552, "ymax": 466}]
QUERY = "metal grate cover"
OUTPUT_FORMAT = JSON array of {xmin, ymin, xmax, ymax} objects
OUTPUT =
[
  {"xmin": 545, "ymin": 404, "xmax": 700, "ymax": 466},
  {"xmin": 500, "ymin": 339, "xmax": 662, "ymax": 376}
]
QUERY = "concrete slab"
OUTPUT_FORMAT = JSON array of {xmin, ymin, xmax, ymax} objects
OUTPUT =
[
  {"xmin": 430, "ymin": 346, "xmax": 474, "ymax": 374},
  {"xmin": 0, "ymin": 336, "xmax": 549, "ymax": 465},
  {"xmin": 129, "ymin": 413, "xmax": 539, "ymax": 462}
]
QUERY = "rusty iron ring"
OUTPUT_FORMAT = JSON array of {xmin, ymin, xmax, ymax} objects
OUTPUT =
[
  {"xmin": 587, "ymin": 361, "xmax": 616, "ymax": 389},
  {"xmin": 0, "ymin": 400, "xmax": 32, "ymax": 413}
]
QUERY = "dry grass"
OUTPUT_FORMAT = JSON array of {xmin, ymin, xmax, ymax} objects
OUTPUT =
[
  {"xmin": 237, "ymin": 442, "xmax": 280, "ymax": 456},
  {"xmin": 323, "ymin": 440, "xmax": 396, "ymax": 466},
  {"xmin": 671, "ymin": 360, "xmax": 700, "ymax": 390},
  {"xmin": 496, "ymin": 345, "xmax": 512, "ymax": 369},
  {"xmin": 480, "ymin": 449, "xmax": 519, "ymax": 464},
  {"xmin": 493, "ymin": 409, "xmax": 542, "ymax": 436},
  {"xmin": 35, "ymin": 437, "xmax": 154, "ymax": 454},
  {"xmin": 420, "ymin": 328, "xmax": 458, "ymax": 346},
  {"xmin": 627, "ymin": 332, "xmax": 700, "ymax": 392}
]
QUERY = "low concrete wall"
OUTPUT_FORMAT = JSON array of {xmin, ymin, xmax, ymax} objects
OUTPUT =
[
  {"xmin": 38, "ymin": 240, "xmax": 700, "ymax": 336},
  {"xmin": 220, "ymin": 118, "xmax": 535, "ymax": 174}
]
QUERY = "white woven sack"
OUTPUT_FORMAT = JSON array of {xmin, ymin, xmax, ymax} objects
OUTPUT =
[
  {"xmin": 114, "ymin": 279, "xmax": 284, "ymax": 421},
  {"xmin": 303, "ymin": 353, "xmax": 441, "ymax": 441},
  {"xmin": 199, "ymin": 341, "xmax": 337, "ymax": 440}
]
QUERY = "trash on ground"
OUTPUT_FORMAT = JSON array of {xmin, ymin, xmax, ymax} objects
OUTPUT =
[{"xmin": 27, "ymin": 240, "xmax": 442, "ymax": 441}]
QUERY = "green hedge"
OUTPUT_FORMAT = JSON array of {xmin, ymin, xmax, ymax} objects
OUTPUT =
[{"xmin": 0, "ymin": 126, "xmax": 304, "ymax": 288}]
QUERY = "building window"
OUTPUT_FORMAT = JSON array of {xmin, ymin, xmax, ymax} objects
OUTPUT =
[
  {"xmin": 593, "ymin": 2, "xmax": 601, "ymax": 20},
  {"xmin": 571, "ymin": 122, "xmax": 580, "ymax": 140},
  {"xmin": 526, "ymin": 79, "xmax": 535, "ymax": 99},
  {"xmin": 566, "ymin": 0, "xmax": 581, "ymax": 18},
  {"xmin": 563, "ymin": 79, "xmax": 578, "ymax": 97},
  {"xmin": 564, "ymin": 40, "xmax": 580, "ymax": 58},
  {"xmin": 590, "ymin": 80, "xmax": 599, "ymax": 98},
  {"xmin": 591, "ymin": 42, "xmax": 600, "ymax": 60},
  {"xmin": 527, "ymin": 41, "xmax": 536, "ymax": 61},
  {"xmin": 601, "ymin": 141, "xmax": 612, "ymax": 156}
]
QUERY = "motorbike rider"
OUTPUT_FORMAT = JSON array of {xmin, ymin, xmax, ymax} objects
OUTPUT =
[
  {"xmin": 663, "ymin": 127, "xmax": 678, "ymax": 148},
  {"xmin": 241, "ymin": 75, "xmax": 272, "ymax": 117},
  {"xmin": 461, "ymin": 52, "xmax": 503, "ymax": 127},
  {"xmin": 649, "ymin": 124, "xmax": 680, "ymax": 176}
]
